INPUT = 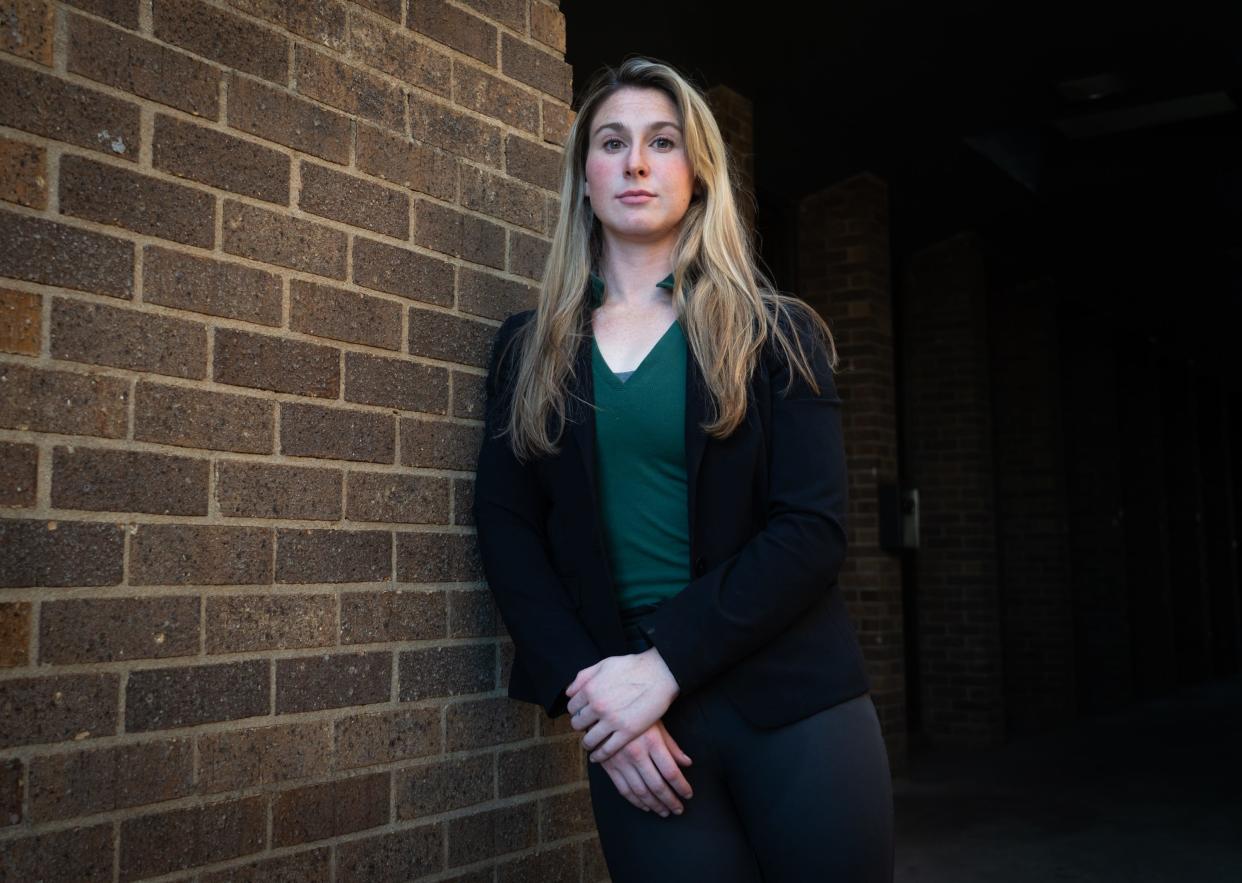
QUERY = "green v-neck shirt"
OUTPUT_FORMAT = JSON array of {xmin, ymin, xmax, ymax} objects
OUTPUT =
[{"xmin": 588, "ymin": 272, "xmax": 692, "ymax": 612}]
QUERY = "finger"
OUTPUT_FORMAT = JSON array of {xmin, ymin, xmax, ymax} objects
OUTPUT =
[
  {"xmin": 635, "ymin": 753, "xmax": 684, "ymax": 815},
  {"xmin": 566, "ymin": 661, "xmax": 602, "ymax": 697},
  {"xmin": 660, "ymin": 726, "xmax": 694, "ymax": 766},
  {"xmin": 602, "ymin": 763, "xmax": 642, "ymax": 812},
  {"xmin": 589, "ymin": 729, "xmax": 631, "ymax": 764},
  {"xmin": 618, "ymin": 763, "xmax": 663, "ymax": 815},
  {"xmin": 649, "ymin": 740, "xmax": 695, "ymax": 801},
  {"xmin": 581, "ymin": 719, "xmax": 610, "ymax": 754}
]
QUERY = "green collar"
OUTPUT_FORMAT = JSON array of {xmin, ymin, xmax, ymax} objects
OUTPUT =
[{"xmin": 587, "ymin": 271, "xmax": 677, "ymax": 309}]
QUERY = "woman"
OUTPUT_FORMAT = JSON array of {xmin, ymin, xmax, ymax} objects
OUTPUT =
[{"xmin": 473, "ymin": 56, "xmax": 894, "ymax": 882}]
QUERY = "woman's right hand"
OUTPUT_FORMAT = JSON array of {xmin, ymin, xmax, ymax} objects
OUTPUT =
[{"xmin": 597, "ymin": 719, "xmax": 694, "ymax": 817}]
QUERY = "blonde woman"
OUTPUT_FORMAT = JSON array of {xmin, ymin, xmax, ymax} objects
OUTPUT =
[{"xmin": 474, "ymin": 56, "xmax": 894, "ymax": 882}]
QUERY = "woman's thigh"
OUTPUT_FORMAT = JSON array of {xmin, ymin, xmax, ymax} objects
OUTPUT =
[{"xmin": 722, "ymin": 692, "xmax": 895, "ymax": 883}]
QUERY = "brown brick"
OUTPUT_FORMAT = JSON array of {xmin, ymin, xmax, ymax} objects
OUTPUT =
[
  {"xmin": 356, "ymin": 123, "xmax": 456, "ymax": 201},
  {"xmin": 352, "ymin": 235, "xmax": 454, "ymax": 305},
  {"xmin": 539, "ymin": 787, "xmax": 594, "ymax": 840},
  {"xmin": 508, "ymin": 229, "xmax": 549, "ymax": 280},
  {"xmin": 0, "ymin": 756, "xmax": 20, "ymax": 824},
  {"xmin": 201, "ymin": 847, "xmax": 331, "ymax": 883},
  {"xmin": 447, "ymin": 695, "xmax": 529, "ymax": 755},
  {"xmin": 28, "ymin": 737, "xmax": 193, "ymax": 822},
  {"xmin": 498, "ymin": 739, "xmax": 580, "ymax": 797},
  {"xmin": 457, "ymin": 0, "xmax": 524, "ymax": 30},
  {"xmin": 398, "ymin": 644, "xmax": 494, "ymax": 701},
  {"xmin": 0, "ymin": 601, "xmax": 31, "ymax": 666},
  {"xmin": 453, "ymin": 63, "xmax": 539, "ymax": 134},
  {"xmin": 0, "ymin": 824, "xmax": 112, "ymax": 883},
  {"xmin": 1, "ymin": 0, "xmax": 53, "ymax": 65},
  {"xmin": 119, "ymin": 795, "xmax": 265, "ymax": 880},
  {"xmin": 500, "ymin": 33, "xmax": 570, "ymax": 103},
  {"xmin": 452, "ymin": 371, "xmax": 485, "ymax": 421},
  {"xmin": 227, "ymin": 72, "xmax": 351, "ymax": 163},
  {"xmin": 345, "ymin": 471, "xmax": 449, "ymax": 524},
  {"xmin": 290, "ymin": 280, "xmax": 401, "ymax": 350},
  {"xmin": 353, "ymin": 0, "xmax": 399, "ymax": 21},
  {"xmin": 0, "ymin": 441, "xmax": 35, "ymax": 508},
  {"xmin": 0, "ymin": 287, "xmax": 39, "ymax": 357},
  {"xmin": 59, "ymin": 154, "xmax": 215, "ymax": 246},
  {"xmin": 408, "ymin": 92, "xmax": 502, "ymax": 167},
  {"xmin": 213, "ymin": 326, "xmax": 339, "ymax": 397},
  {"xmin": 275, "ymin": 528, "xmax": 391, "ymax": 583},
  {"xmin": 0, "ymin": 58, "xmax": 140, "ymax": 160},
  {"xmin": 65, "ymin": 0, "xmax": 137, "ymax": 28},
  {"xmin": 51, "ymin": 446, "xmax": 209, "ymax": 515},
  {"xmin": 153, "ymin": 114, "xmax": 289, "ymax": 203},
  {"xmin": 344, "ymin": 351, "xmax": 447, "ymax": 413},
  {"xmin": 39, "ymin": 596, "xmax": 200, "ymax": 664},
  {"xmin": 530, "ymin": 2, "xmax": 565, "ymax": 52},
  {"xmin": 0, "ymin": 518, "xmax": 124, "ymax": 587},
  {"xmin": 273, "ymin": 772, "xmax": 388, "ymax": 846},
  {"xmin": 541, "ymin": 98, "xmax": 572, "ymax": 146},
  {"xmin": 197, "ymin": 719, "xmax": 332, "ymax": 793},
  {"xmin": 395, "ymin": 753, "xmax": 491, "ymax": 820},
  {"xmin": 410, "ymin": 0, "xmax": 496, "ymax": 66},
  {"xmin": 130, "ymin": 523, "xmax": 272, "ymax": 586},
  {"xmin": 295, "ymin": 44, "xmax": 404, "ymax": 130},
  {"xmin": 154, "ymin": 0, "xmax": 288, "ymax": 84},
  {"xmin": 396, "ymin": 530, "xmax": 483, "ymax": 583},
  {"xmin": 134, "ymin": 381, "xmax": 274, "ymax": 453},
  {"xmin": 461, "ymin": 163, "xmax": 542, "ymax": 231},
  {"xmin": 399, "ymin": 418, "xmax": 483, "ymax": 470},
  {"xmin": 216, "ymin": 460, "xmax": 342, "ymax": 520},
  {"xmin": 456, "ymin": 267, "xmax": 538, "ymax": 323},
  {"xmin": 447, "ymin": 801, "xmax": 537, "ymax": 868},
  {"xmin": 408, "ymin": 306, "xmax": 496, "ymax": 368},
  {"xmin": 143, "ymin": 244, "xmax": 282, "ymax": 325},
  {"xmin": 346, "ymin": 12, "xmax": 450, "ymax": 96},
  {"xmin": 334, "ymin": 705, "xmax": 440, "ymax": 770},
  {"xmin": 0, "ymin": 363, "xmax": 128, "ymax": 438},
  {"xmin": 280, "ymin": 401, "xmax": 395, "ymax": 463},
  {"xmin": 413, "ymin": 199, "xmax": 505, "ymax": 268},
  {"xmin": 206, "ymin": 593, "xmax": 336, "ymax": 653},
  {"xmin": 51, "ymin": 297, "xmax": 207, "ymax": 379},
  {"xmin": 340, "ymin": 588, "xmax": 446, "ymax": 644},
  {"xmin": 0, "ymin": 673, "xmax": 119, "ymax": 748},
  {"xmin": 125, "ymin": 659, "xmax": 268, "ymax": 732},
  {"xmin": 68, "ymin": 12, "xmax": 220, "ymax": 117},
  {"xmin": 222, "ymin": 198, "xmax": 347, "ymax": 278},
  {"xmin": 449, "ymin": 589, "xmax": 499, "ymax": 640},
  {"xmin": 0, "ymin": 136, "xmax": 47, "ymax": 208},
  {"xmin": 0, "ymin": 208, "xmax": 134, "ymax": 297},
  {"xmin": 275, "ymin": 650, "xmax": 390, "ymax": 713},
  {"xmin": 228, "ymin": 0, "xmax": 347, "ymax": 52},
  {"xmin": 505, "ymin": 133, "xmax": 560, "ymax": 191},
  {"xmin": 335, "ymin": 824, "xmax": 443, "ymax": 883},
  {"xmin": 299, "ymin": 160, "xmax": 409, "ymax": 238}
]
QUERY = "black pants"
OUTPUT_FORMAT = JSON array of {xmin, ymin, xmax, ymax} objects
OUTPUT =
[{"xmin": 586, "ymin": 605, "xmax": 895, "ymax": 882}]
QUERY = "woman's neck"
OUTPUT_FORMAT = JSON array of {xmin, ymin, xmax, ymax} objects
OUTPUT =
[{"xmin": 598, "ymin": 241, "xmax": 676, "ymax": 310}]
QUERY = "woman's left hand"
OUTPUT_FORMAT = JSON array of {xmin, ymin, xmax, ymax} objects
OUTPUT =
[{"xmin": 565, "ymin": 648, "xmax": 681, "ymax": 763}]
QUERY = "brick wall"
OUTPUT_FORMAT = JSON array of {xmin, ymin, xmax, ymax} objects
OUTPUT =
[{"xmin": 0, "ymin": 1, "xmax": 610, "ymax": 880}]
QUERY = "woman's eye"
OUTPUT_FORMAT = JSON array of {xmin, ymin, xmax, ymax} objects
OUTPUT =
[
  {"xmin": 653, "ymin": 136, "xmax": 675, "ymax": 148},
  {"xmin": 603, "ymin": 138, "xmax": 624, "ymax": 150}
]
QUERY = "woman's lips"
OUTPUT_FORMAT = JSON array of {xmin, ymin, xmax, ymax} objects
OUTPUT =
[{"xmin": 618, "ymin": 194, "xmax": 654, "ymax": 204}]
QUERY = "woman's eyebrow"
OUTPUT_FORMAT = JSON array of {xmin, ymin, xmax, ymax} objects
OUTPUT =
[{"xmin": 591, "ymin": 121, "xmax": 683, "ymax": 138}]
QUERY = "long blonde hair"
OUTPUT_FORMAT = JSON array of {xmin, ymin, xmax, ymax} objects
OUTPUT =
[{"xmin": 500, "ymin": 56, "xmax": 838, "ymax": 461}]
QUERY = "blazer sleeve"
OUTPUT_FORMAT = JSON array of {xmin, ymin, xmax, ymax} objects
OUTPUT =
[
  {"xmin": 473, "ymin": 311, "xmax": 604, "ymax": 719},
  {"xmin": 638, "ymin": 309, "xmax": 848, "ymax": 698}
]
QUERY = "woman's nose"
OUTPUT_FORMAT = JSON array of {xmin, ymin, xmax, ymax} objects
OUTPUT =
[{"xmin": 625, "ymin": 149, "xmax": 648, "ymax": 177}]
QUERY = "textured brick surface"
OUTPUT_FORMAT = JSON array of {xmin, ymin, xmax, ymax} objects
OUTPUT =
[
  {"xmin": 154, "ymin": 0, "xmax": 288, "ymax": 84},
  {"xmin": 446, "ymin": 697, "xmax": 534, "ymax": 752},
  {"xmin": 153, "ymin": 113, "xmax": 289, "ymax": 203},
  {"xmin": 197, "ymin": 719, "xmax": 332, "ymax": 793},
  {"xmin": 0, "ymin": 673, "xmax": 119, "ymax": 748},
  {"xmin": 144, "ymin": 244, "xmax": 283, "ymax": 325},
  {"xmin": 275, "ymin": 651, "xmax": 391, "ymax": 713},
  {"xmin": 395, "ymin": 753, "xmax": 492, "ymax": 819},
  {"xmin": 215, "ymin": 460, "xmax": 342, "ymax": 520},
  {"xmin": 398, "ymin": 644, "xmax": 496, "ymax": 701},
  {"xmin": 334, "ymin": 706, "xmax": 441, "ymax": 770},
  {"xmin": 343, "ymin": 350, "xmax": 447, "ymax": 413},
  {"xmin": 348, "ymin": 11, "xmax": 450, "ymax": 95},
  {"xmin": 290, "ymin": 278, "xmax": 402, "ymax": 349},
  {"xmin": 396, "ymin": 530, "xmax": 483, "ymax": 583},
  {"xmin": 0, "ymin": 208, "xmax": 134, "ymax": 297},
  {"xmin": 39, "ymin": 596, "xmax": 200, "ymax": 664},
  {"xmin": 335, "ymin": 824, "xmax": 443, "ymax": 883},
  {"xmin": 52, "ymin": 297, "xmax": 207, "ymax": 378},
  {"xmin": 227, "ymin": 72, "xmax": 350, "ymax": 164},
  {"xmin": 275, "ymin": 528, "xmax": 392, "ymax": 583},
  {"xmin": 0, "ymin": 601, "xmax": 31, "ymax": 667},
  {"xmin": 223, "ymin": 198, "xmax": 347, "ymax": 278},
  {"xmin": 353, "ymin": 235, "xmax": 454, "ymax": 305},
  {"xmin": 28, "ymin": 737, "xmax": 194, "ymax": 821},
  {"xmin": 413, "ymin": 199, "xmax": 505, "ymax": 268},
  {"xmin": 345, "ymin": 471, "xmax": 450, "ymax": 524},
  {"xmin": 296, "ymin": 45, "xmax": 404, "ymax": 130},
  {"xmin": 409, "ymin": 91, "xmax": 503, "ymax": 167},
  {"xmin": 447, "ymin": 801, "xmax": 539, "ymax": 868},
  {"xmin": 0, "ymin": 135, "xmax": 48, "ymax": 208},
  {"xmin": 356, "ymin": 123, "xmax": 457, "ymax": 201},
  {"xmin": 399, "ymin": 418, "xmax": 483, "ymax": 470},
  {"xmin": 272, "ymin": 772, "xmax": 389, "ymax": 846},
  {"xmin": 0, "ymin": 440, "xmax": 37, "ymax": 506},
  {"xmin": 129, "ymin": 523, "xmax": 272, "ymax": 585},
  {"xmin": 0, "ymin": 518, "xmax": 125, "ymax": 587},
  {"xmin": 51, "ymin": 445, "xmax": 209, "ymax": 515},
  {"xmin": 200, "ymin": 847, "xmax": 332, "ymax": 883},
  {"xmin": 280, "ymin": 401, "xmax": 396, "ymax": 463},
  {"xmin": 340, "ymin": 588, "xmax": 447, "ymax": 644},
  {"xmin": 454, "ymin": 62, "xmax": 539, "ymax": 134},
  {"xmin": 125, "ymin": 659, "xmax": 269, "ymax": 731},
  {"xmin": 0, "ymin": 824, "xmax": 113, "ymax": 883},
  {"xmin": 1, "ymin": 0, "xmax": 53, "ymax": 65},
  {"xmin": 134, "ymin": 381, "xmax": 274, "ymax": 453},
  {"xmin": 0, "ymin": 755, "xmax": 21, "ymax": 824},
  {"xmin": 409, "ymin": 0, "xmax": 496, "ymax": 66},
  {"xmin": 213, "ymin": 327, "xmax": 339, "ymax": 397},
  {"xmin": 498, "ymin": 739, "xmax": 582, "ymax": 797},
  {"xmin": 206, "ymin": 593, "xmax": 336, "ymax": 653},
  {"xmin": 119, "ymin": 795, "xmax": 265, "ymax": 880}
]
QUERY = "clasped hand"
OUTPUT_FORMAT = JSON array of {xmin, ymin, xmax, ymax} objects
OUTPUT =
[{"xmin": 565, "ymin": 647, "xmax": 680, "ymax": 762}]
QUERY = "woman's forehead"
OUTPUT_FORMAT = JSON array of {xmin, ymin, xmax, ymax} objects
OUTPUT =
[{"xmin": 591, "ymin": 87, "xmax": 681, "ymax": 130}]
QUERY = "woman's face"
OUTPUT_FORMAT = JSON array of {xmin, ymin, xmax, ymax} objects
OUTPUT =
[{"xmin": 582, "ymin": 87, "xmax": 695, "ymax": 247}]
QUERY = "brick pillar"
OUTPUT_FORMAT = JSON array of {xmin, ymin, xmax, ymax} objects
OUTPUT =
[
  {"xmin": 990, "ymin": 276, "xmax": 1075, "ymax": 733},
  {"xmin": 0, "ymin": 1, "xmax": 604, "ymax": 879},
  {"xmin": 706, "ymin": 84, "xmax": 755, "ymax": 239},
  {"xmin": 902, "ymin": 231, "xmax": 1005, "ymax": 747},
  {"xmin": 797, "ymin": 172, "xmax": 908, "ymax": 773}
]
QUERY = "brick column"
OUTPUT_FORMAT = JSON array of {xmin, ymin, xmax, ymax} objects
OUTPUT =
[
  {"xmin": 797, "ymin": 172, "xmax": 908, "ymax": 772},
  {"xmin": 901, "ymin": 231, "xmax": 1005, "ymax": 747},
  {"xmin": 706, "ymin": 84, "xmax": 755, "ymax": 239}
]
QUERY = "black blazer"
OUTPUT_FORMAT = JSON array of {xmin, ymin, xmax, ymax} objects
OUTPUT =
[{"xmin": 473, "ymin": 306, "xmax": 871, "ymax": 729}]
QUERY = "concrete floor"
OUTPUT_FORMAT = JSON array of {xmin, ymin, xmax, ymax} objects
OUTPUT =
[{"xmin": 893, "ymin": 675, "xmax": 1242, "ymax": 882}]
